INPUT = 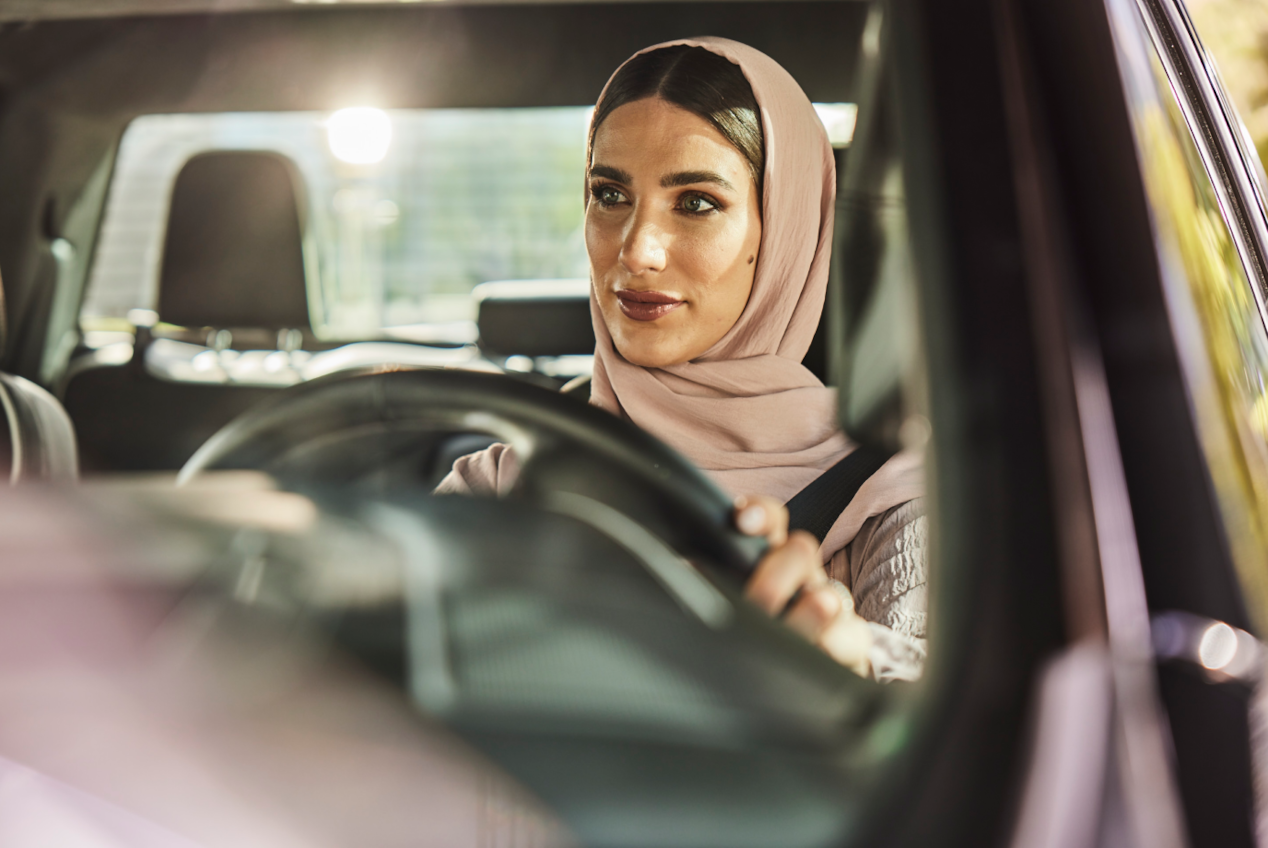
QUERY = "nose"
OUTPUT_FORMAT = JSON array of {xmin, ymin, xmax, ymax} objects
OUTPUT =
[{"xmin": 619, "ymin": 211, "xmax": 667, "ymax": 275}]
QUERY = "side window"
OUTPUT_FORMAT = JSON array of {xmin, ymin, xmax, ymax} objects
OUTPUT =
[{"xmin": 1111, "ymin": 0, "xmax": 1268, "ymax": 627}]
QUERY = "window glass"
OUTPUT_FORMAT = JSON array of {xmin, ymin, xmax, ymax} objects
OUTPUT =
[
  {"xmin": 83, "ymin": 108, "xmax": 594, "ymax": 341},
  {"xmin": 1187, "ymin": 0, "xmax": 1268, "ymax": 170},
  {"xmin": 1115, "ymin": 0, "xmax": 1268, "ymax": 624}
]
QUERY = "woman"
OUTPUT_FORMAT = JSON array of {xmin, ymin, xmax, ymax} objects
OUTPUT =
[{"xmin": 439, "ymin": 37, "xmax": 928, "ymax": 682}]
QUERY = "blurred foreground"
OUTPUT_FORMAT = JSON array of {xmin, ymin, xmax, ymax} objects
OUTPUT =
[{"xmin": 0, "ymin": 478, "xmax": 569, "ymax": 848}]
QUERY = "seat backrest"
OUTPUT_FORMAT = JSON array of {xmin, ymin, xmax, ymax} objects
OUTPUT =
[
  {"xmin": 0, "ymin": 242, "xmax": 79, "ymax": 482},
  {"xmin": 64, "ymin": 150, "xmax": 312, "ymax": 472},
  {"xmin": 474, "ymin": 279, "xmax": 594, "ymax": 359},
  {"xmin": 157, "ymin": 150, "xmax": 311, "ymax": 331},
  {"xmin": 0, "ymin": 373, "xmax": 79, "ymax": 482}
]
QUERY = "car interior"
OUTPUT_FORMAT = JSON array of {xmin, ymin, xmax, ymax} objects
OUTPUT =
[
  {"xmin": 0, "ymin": 5, "xmax": 940, "ymax": 845},
  {"xmin": 30, "ymin": 5, "xmax": 851, "ymax": 477},
  {"xmin": 0, "ymin": 0, "xmax": 1265, "ymax": 846}
]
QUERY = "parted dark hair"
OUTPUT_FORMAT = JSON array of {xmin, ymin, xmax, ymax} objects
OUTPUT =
[{"xmin": 590, "ymin": 45, "xmax": 765, "ymax": 199}]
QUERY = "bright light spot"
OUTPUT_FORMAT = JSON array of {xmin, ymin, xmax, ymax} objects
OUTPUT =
[
  {"xmin": 1199, "ymin": 622, "xmax": 1238, "ymax": 670},
  {"xmin": 813, "ymin": 103, "xmax": 858, "ymax": 148},
  {"xmin": 327, "ymin": 107, "xmax": 392, "ymax": 165}
]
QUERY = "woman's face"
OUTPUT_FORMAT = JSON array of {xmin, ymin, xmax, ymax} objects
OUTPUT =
[{"xmin": 586, "ymin": 97, "xmax": 763, "ymax": 368}]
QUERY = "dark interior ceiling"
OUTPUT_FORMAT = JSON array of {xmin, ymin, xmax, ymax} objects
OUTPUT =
[
  {"xmin": 0, "ymin": 1, "xmax": 867, "ymax": 374},
  {"xmin": 0, "ymin": 0, "xmax": 864, "ymax": 24},
  {"xmin": 0, "ymin": 2, "xmax": 865, "ymax": 111}
]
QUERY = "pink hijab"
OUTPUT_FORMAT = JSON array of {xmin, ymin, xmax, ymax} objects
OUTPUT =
[
  {"xmin": 587, "ymin": 37, "xmax": 923, "ymax": 558},
  {"xmin": 441, "ymin": 37, "xmax": 923, "ymax": 562}
]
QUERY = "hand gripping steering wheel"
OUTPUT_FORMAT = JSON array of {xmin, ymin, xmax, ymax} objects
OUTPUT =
[{"xmin": 178, "ymin": 368, "xmax": 768, "ymax": 580}]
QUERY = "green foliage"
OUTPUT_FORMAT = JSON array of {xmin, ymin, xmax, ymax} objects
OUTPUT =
[{"xmin": 1191, "ymin": 0, "xmax": 1268, "ymax": 165}]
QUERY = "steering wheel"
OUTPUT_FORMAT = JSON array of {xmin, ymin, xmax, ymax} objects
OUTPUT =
[{"xmin": 178, "ymin": 367, "xmax": 767, "ymax": 580}]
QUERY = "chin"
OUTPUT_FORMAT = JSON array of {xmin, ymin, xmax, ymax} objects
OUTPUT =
[
  {"xmin": 619, "ymin": 348, "xmax": 681, "ymax": 369},
  {"xmin": 613, "ymin": 336, "xmax": 688, "ymax": 369}
]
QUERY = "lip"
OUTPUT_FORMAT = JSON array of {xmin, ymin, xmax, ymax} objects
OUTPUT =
[{"xmin": 615, "ymin": 289, "xmax": 685, "ymax": 322}]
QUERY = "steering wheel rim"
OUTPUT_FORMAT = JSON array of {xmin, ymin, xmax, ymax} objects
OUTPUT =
[{"xmin": 178, "ymin": 367, "xmax": 768, "ymax": 579}]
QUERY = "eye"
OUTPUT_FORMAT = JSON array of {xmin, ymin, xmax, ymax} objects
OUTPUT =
[
  {"xmin": 679, "ymin": 193, "xmax": 719, "ymax": 215},
  {"xmin": 592, "ymin": 184, "xmax": 627, "ymax": 207}
]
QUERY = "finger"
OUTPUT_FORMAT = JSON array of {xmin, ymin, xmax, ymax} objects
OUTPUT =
[
  {"xmin": 733, "ymin": 494, "xmax": 789, "ymax": 547},
  {"xmin": 744, "ymin": 530, "xmax": 822, "ymax": 615},
  {"xmin": 784, "ymin": 584, "xmax": 843, "ymax": 642},
  {"xmin": 819, "ymin": 613, "xmax": 873, "ymax": 678}
]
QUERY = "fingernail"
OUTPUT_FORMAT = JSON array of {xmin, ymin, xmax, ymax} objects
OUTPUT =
[{"xmin": 737, "ymin": 504, "xmax": 765, "ymax": 535}]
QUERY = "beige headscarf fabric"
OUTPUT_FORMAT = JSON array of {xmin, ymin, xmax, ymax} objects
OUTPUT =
[
  {"xmin": 587, "ymin": 37, "xmax": 922, "ymax": 559},
  {"xmin": 441, "ymin": 37, "xmax": 923, "ymax": 562}
]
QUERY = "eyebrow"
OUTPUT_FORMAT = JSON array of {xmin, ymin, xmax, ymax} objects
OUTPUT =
[
  {"xmin": 588, "ymin": 164, "xmax": 738, "ymax": 194},
  {"xmin": 589, "ymin": 164, "xmax": 632, "ymax": 183},
  {"xmin": 660, "ymin": 170, "xmax": 737, "ymax": 192}
]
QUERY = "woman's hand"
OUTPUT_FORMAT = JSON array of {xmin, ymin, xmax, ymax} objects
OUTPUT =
[{"xmin": 734, "ymin": 495, "xmax": 873, "ymax": 677}]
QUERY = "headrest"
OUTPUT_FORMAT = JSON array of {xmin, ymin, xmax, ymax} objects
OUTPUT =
[
  {"xmin": 474, "ymin": 279, "xmax": 594, "ymax": 358},
  {"xmin": 157, "ymin": 151, "xmax": 310, "ymax": 330}
]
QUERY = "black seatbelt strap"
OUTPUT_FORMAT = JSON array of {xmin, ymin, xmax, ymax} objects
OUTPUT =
[{"xmin": 785, "ymin": 445, "xmax": 895, "ymax": 542}]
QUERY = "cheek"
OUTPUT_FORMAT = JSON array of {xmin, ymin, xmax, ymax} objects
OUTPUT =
[
  {"xmin": 585, "ymin": 211, "xmax": 619, "ymax": 273},
  {"xmin": 585, "ymin": 214, "xmax": 621, "ymax": 326},
  {"xmin": 679, "ymin": 230, "xmax": 743, "ymax": 276},
  {"xmin": 675, "ymin": 216, "xmax": 758, "ymax": 301}
]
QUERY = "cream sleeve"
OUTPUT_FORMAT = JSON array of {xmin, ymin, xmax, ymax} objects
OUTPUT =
[{"xmin": 829, "ymin": 498, "xmax": 928, "ymax": 683}]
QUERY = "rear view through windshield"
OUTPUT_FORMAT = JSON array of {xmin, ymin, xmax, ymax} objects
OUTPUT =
[{"xmin": 82, "ymin": 108, "xmax": 595, "ymax": 342}]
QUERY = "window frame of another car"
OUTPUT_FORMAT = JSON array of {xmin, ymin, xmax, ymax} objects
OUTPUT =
[
  {"xmin": 938, "ymin": 0, "xmax": 1268, "ymax": 842},
  {"xmin": 1121, "ymin": 0, "xmax": 1268, "ymax": 631},
  {"xmin": 1095, "ymin": 0, "xmax": 1268, "ymax": 842},
  {"xmin": 1133, "ymin": 0, "xmax": 1268, "ymax": 317}
]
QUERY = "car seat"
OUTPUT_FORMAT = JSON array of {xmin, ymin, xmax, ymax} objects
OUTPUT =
[
  {"xmin": 62, "ymin": 150, "xmax": 312, "ymax": 472},
  {"xmin": 0, "ymin": 275, "xmax": 79, "ymax": 482},
  {"xmin": 0, "ymin": 372, "xmax": 80, "ymax": 482}
]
